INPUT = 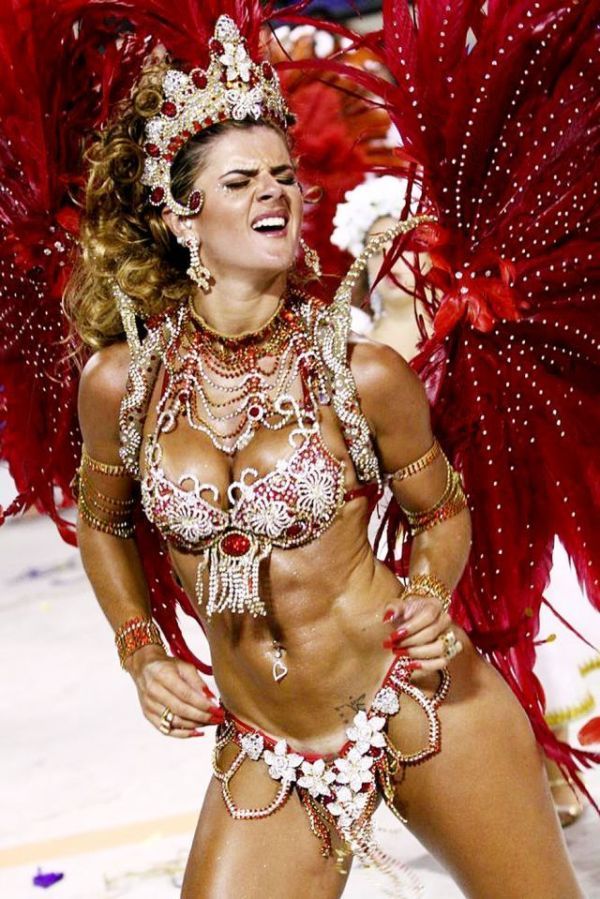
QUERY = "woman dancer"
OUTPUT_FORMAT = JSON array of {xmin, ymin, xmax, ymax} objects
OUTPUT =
[
  {"xmin": 0, "ymin": 3, "xmax": 596, "ymax": 898},
  {"xmin": 63, "ymin": 12, "xmax": 583, "ymax": 898}
]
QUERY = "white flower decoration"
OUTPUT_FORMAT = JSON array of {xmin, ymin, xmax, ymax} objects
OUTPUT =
[
  {"xmin": 263, "ymin": 740, "xmax": 303, "ymax": 783},
  {"xmin": 242, "ymin": 497, "xmax": 294, "ymax": 539},
  {"xmin": 330, "ymin": 174, "xmax": 423, "ymax": 257},
  {"xmin": 328, "ymin": 785, "xmax": 370, "ymax": 829},
  {"xmin": 346, "ymin": 710, "xmax": 387, "ymax": 756},
  {"xmin": 295, "ymin": 466, "xmax": 337, "ymax": 520},
  {"xmin": 335, "ymin": 747, "xmax": 374, "ymax": 792},
  {"xmin": 371, "ymin": 687, "xmax": 400, "ymax": 717},
  {"xmin": 298, "ymin": 758, "xmax": 337, "ymax": 799},
  {"xmin": 227, "ymin": 86, "xmax": 264, "ymax": 121},
  {"xmin": 240, "ymin": 732, "xmax": 264, "ymax": 761},
  {"xmin": 220, "ymin": 42, "xmax": 251, "ymax": 83}
]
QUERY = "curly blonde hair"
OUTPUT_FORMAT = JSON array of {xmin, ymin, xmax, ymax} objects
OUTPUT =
[{"xmin": 64, "ymin": 63, "xmax": 288, "ymax": 350}]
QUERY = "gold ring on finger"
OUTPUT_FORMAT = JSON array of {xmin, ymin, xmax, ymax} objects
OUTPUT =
[
  {"xmin": 440, "ymin": 629, "xmax": 461, "ymax": 660},
  {"xmin": 160, "ymin": 706, "xmax": 174, "ymax": 732}
]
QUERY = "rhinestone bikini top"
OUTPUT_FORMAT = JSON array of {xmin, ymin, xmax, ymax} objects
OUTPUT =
[{"xmin": 118, "ymin": 292, "xmax": 380, "ymax": 618}]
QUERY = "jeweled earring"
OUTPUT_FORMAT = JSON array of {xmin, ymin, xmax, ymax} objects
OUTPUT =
[
  {"xmin": 300, "ymin": 238, "xmax": 322, "ymax": 279},
  {"xmin": 178, "ymin": 235, "xmax": 211, "ymax": 292}
]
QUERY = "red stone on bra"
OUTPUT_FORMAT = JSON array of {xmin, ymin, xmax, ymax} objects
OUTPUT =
[{"xmin": 221, "ymin": 532, "xmax": 251, "ymax": 557}]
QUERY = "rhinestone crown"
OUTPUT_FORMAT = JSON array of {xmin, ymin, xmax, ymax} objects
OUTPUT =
[{"xmin": 141, "ymin": 15, "xmax": 291, "ymax": 216}]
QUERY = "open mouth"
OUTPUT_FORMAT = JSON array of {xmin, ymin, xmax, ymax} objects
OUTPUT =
[{"xmin": 251, "ymin": 212, "xmax": 289, "ymax": 236}]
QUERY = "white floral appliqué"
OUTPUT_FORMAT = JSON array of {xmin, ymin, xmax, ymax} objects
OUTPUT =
[
  {"xmin": 328, "ymin": 785, "xmax": 370, "ymax": 830},
  {"xmin": 264, "ymin": 740, "xmax": 303, "ymax": 783},
  {"xmin": 240, "ymin": 732, "xmax": 264, "ymax": 761},
  {"xmin": 295, "ymin": 465, "xmax": 337, "ymax": 520},
  {"xmin": 371, "ymin": 687, "xmax": 400, "ymax": 717},
  {"xmin": 298, "ymin": 758, "xmax": 337, "ymax": 799},
  {"xmin": 242, "ymin": 497, "xmax": 294, "ymax": 539},
  {"xmin": 227, "ymin": 86, "xmax": 264, "ymax": 121},
  {"xmin": 220, "ymin": 42, "xmax": 251, "ymax": 83},
  {"xmin": 346, "ymin": 710, "xmax": 387, "ymax": 756},
  {"xmin": 335, "ymin": 747, "xmax": 374, "ymax": 792}
]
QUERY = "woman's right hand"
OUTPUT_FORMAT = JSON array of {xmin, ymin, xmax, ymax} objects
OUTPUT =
[{"xmin": 124, "ymin": 644, "xmax": 224, "ymax": 738}]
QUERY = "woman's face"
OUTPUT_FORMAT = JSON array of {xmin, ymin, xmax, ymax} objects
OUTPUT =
[{"xmin": 184, "ymin": 125, "xmax": 303, "ymax": 282}]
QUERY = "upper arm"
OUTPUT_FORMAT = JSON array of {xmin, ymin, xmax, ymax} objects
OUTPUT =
[
  {"xmin": 78, "ymin": 341, "xmax": 131, "ymax": 465},
  {"xmin": 350, "ymin": 338, "xmax": 447, "ymax": 510}
]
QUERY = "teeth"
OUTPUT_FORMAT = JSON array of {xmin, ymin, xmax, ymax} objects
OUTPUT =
[{"xmin": 252, "ymin": 216, "xmax": 286, "ymax": 231}]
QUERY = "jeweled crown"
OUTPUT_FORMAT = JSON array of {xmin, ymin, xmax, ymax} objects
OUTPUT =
[{"xmin": 141, "ymin": 15, "xmax": 291, "ymax": 216}]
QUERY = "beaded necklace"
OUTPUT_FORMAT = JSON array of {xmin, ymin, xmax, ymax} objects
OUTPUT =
[{"xmin": 158, "ymin": 291, "xmax": 329, "ymax": 455}]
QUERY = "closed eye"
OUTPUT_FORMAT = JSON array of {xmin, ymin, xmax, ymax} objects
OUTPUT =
[{"xmin": 223, "ymin": 175, "xmax": 298, "ymax": 191}]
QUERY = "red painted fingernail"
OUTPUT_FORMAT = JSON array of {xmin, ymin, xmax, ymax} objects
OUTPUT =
[
  {"xmin": 202, "ymin": 685, "xmax": 216, "ymax": 699},
  {"xmin": 392, "ymin": 628, "xmax": 409, "ymax": 642},
  {"xmin": 383, "ymin": 609, "xmax": 395, "ymax": 623},
  {"xmin": 209, "ymin": 714, "xmax": 224, "ymax": 726},
  {"xmin": 407, "ymin": 661, "xmax": 422, "ymax": 671},
  {"xmin": 393, "ymin": 648, "xmax": 411, "ymax": 657},
  {"xmin": 209, "ymin": 704, "xmax": 223, "ymax": 715},
  {"xmin": 190, "ymin": 730, "xmax": 205, "ymax": 737},
  {"xmin": 383, "ymin": 638, "xmax": 395, "ymax": 649}
]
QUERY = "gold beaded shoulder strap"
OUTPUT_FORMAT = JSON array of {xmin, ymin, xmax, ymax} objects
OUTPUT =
[
  {"xmin": 308, "ymin": 214, "xmax": 437, "ymax": 487},
  {"xmin": 114, "ymin": 283, "xmax": 187, "ymax": 479}
]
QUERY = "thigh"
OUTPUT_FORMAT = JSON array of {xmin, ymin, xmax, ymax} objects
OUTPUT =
[
  {"xmin": 181, "ymin": 747, "xmax": 351, "ymax": 899},
  {"xmin": 388, "ymin": 637, "xmax": 583, "ymax": 899}
]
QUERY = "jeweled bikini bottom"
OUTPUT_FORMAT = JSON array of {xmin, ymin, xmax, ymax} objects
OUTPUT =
[{"xmin": 213, "ymin": 657, "xmax": 450, "ymax": 893}]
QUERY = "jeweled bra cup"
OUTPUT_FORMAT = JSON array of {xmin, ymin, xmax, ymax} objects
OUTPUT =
[{"xmin": 141, "ymin": 414, "xmax": 347, "ymax": 617}]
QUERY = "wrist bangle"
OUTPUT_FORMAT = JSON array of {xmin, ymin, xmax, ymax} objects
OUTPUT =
[
  {"xmin": 115, "ymin": 616, "xmax": 165, "ymax": 669},
  {"xmin": 403, "ymin": 574, "xmax": 452, "ymax": 614}
]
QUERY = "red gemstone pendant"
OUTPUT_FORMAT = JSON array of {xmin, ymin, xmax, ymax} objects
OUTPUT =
[{"xmin": 220, "ymin": 532, "xmax": 251, "ymax": 557}]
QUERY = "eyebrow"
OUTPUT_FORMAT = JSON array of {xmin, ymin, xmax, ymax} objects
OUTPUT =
[{"xmin": 220, "ymin": 163, "xmax": 296, "ymax": 178}]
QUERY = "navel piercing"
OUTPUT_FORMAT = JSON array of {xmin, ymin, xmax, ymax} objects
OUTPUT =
[{"xmin": 272, "ymin": 640, "xmax": 288, "ymax": 683}]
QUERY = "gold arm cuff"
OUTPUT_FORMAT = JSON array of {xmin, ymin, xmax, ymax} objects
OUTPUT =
[
  {"xmin": 401, "ymin": 460, "xmax": 468, "ymax": 536},
  {"xmin": 81, "ymin": 444, "xmax": 129, "ymax": 477},
  {"xmin": 389, "ymin": 439, "xmax": 442, "ymax": 482}
]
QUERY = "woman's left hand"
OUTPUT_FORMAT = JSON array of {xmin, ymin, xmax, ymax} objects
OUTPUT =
[{"xmin": 382, "ymin": 593, "xmax": 463, "ymax": 671}]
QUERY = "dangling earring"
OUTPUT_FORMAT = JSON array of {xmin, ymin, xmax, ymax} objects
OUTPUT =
[
  {"xmin": 300, "ymin": 238, "xmax": 322, "ymax": 279},
  {"xmin": 178, "ymin": 234, "xmax": 212, "ymax": 292}
]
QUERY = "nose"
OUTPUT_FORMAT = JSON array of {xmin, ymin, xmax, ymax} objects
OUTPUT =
[{"xmin": 256, "ymin": 172, "xmax": 285, "ymax": 201}]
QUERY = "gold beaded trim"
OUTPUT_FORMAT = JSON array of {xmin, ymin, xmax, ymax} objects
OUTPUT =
[
  {"xmin": 115, "ymin": 616, "xmax": 165, "ymax": 668},
  {"xmin": 400, "ymin": 457, "xmax": 468, "ymax": 536},
  {"xmin": 403, "ymin": 573, "xmax": 453, "ymax": 614},
  {"xmin": 389, "ymin": 439, "xmax": 441, "ymax": 481},
  {"xmin": 81, "ymin": 444, "xmax": 129, "ymax": 477}
]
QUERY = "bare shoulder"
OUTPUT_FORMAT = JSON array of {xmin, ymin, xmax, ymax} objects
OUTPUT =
[
  {"xmin": 78, "ymin": 341, "xmax": 131, "ymax": 456},
  {"xmin": 348, "ymin": 335, "xmax": 433, "ymax": 469}
]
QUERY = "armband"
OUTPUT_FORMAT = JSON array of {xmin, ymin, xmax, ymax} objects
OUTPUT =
[{"xmin": 73, "ymin": 445, "xmax": 136, "ymax": 538}]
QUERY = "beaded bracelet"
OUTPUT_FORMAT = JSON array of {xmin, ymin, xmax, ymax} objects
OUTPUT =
[
  {"xmin": 115, "ymin": 616, "xmax": 166, "ymax": 669},
  {"xmin": 402, "ymin": 573, "xmax": 452, "ymax": 614}
]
